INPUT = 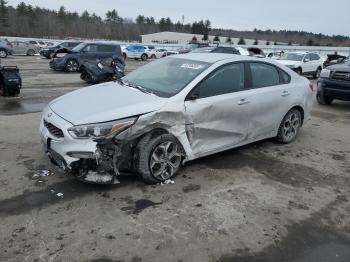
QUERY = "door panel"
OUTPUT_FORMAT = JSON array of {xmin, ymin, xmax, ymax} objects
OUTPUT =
[
  {"xmin": 184, "ymin": 62, "xmax": 249, "ymax": 157},
  {"xmin": 185, "ymin": 92, "xmax": 251, "ymax": 156}
]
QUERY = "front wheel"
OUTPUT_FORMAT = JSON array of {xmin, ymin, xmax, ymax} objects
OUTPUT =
[
  {"xmin": 65, "ymin": 59, "xmax": 79, "ymax": 72},
  {"xmin": 295, "ymin": 68, "xmax": 302, "ymax": 75},
  {"xmin": 135, "ymin": 134, "xmax": 183, "ymax": 184},
  {"xmin": 316, "ymin": 92, "xmax": 333, "ymax": 105},
  {"xmin": 276, "ymin": 109, "xmax": 302, "ymax": 144},
  {"xmin": 0, "ymin": 49, "xmax": 8, "ymax": 58}
]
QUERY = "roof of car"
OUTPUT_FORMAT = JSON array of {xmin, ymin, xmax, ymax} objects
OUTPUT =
[{"xmin": 172, "ymin": 53, "xmax": 257, "ymax": 63}]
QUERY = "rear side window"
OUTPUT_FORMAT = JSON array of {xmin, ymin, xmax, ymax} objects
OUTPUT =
[
  {"xmin": 250, "ymin": 62, "xmax": 280, "ymax": 88},
  {"xmin": 279, "ymin": 69, "xmax": 291, "ymax": 84},
  {"xmin": 83, "ymin": 44, "xmax": 98, "ymax": 52},
  {"xmin": 198, "ymin": 63, "xmax": 245, "ymax": 98},
  {"xmin": 310, "ymin": 54, "xmax": 320, "ymax": 60},
  {"xmin": 29, "ymin": 41, "xmax": 36, "ymax": 44},
  {"xmin": 98, "ymin": 45, "xmax": 116, "ymax": 52}
]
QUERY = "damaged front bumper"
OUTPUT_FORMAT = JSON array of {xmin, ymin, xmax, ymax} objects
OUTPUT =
[{"xmin": 40, "ymin": 107, "xmax": 121, "ymax": 184}]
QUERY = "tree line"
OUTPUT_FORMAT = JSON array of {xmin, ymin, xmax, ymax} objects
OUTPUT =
[{"xmin": 0, "ymin": 1, "xmax": 349, "ymax": 46}]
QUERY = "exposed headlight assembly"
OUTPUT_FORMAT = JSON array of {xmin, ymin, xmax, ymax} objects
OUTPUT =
[
  {"xmin": 320, "ymin": 69, "xmax": 332, "ymax": 79},
  {"xmin": 55, "ymin": 53, "xmax": 67, "ymax": 58},
  {"xmin": 68, "ymin": 117, "xmax": 137, "ymax": 139}
]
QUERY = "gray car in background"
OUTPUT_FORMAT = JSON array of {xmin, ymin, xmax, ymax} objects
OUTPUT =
[
  {"xmin": 11, "ymin": 41, "xmax": 40, "ymax": 56},
  {"xmin": 0, "ymin": 38, "xmax": 13, "ymax": 58}
]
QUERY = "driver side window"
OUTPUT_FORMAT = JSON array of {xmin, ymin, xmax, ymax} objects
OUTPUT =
[{"xmin": 197, "ymin": 63, "xmax": 245, "ymax": 99}]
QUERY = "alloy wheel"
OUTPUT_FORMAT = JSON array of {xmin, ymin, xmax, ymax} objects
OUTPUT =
[
  {"xmin": 0, "ymin": 50, "xmax": 7, "ymax": 58},
  {"xmin": 66, "ymin": 60, "xmax": 79, "ymax": 72},
  {"xmin": 283, "ymin": 112, "xmax": 300, "ymax": 142},
  {"xmin": 149, "ymin": 141, "xmax": 182, "ymax": 181}
]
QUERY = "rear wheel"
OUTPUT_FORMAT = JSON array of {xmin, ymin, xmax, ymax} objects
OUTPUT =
[
  {"xmin": 295, "ymin": 68, "xmax": 302, "ymax": 75},
  {"xmin": 65, "ymin": 59, "xmax": 79, "ymax": 72},
  {"xmin": 313, "ymin": 67, "xmax": 322, "ymax": 79},
  {"xmin": 27, "ymin": 49, "xmax": 35, "ymax": 56},
  {"xmin": 316, "ymin": 92, "xmax": 333, "ymax": 105},
  {"xmin": 135, "ymin": 134, "xmax": 183, "ymax": 184},
  {"xmin": 276, "ymin": 109, "xmax": 302, "ymax": 144},
  {"xmin": 0, "ymin": 49, "xmax": 8, "ymax": 58},
  {"xmin": 141, "ymin": 54, "xmax": 148, "ymax": 61}
]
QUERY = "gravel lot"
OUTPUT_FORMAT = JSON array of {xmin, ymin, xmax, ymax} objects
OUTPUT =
[{"xmin": 0, "ymin": 56, "xmax": 350, "ymax": 262}]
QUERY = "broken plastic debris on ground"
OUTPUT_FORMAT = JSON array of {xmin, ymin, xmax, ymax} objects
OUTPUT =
[
  {"xmin": 31, "ymin": 169, "xmax": 52, "ymax": 179},
  {"xmin": 160, "ymin": 179, "xmax": 175, "ymax": 186}
]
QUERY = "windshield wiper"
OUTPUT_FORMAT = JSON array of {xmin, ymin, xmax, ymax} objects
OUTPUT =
[{"xmin": 122, "ymin": 80, "xmax": 155, "ymax": 95}]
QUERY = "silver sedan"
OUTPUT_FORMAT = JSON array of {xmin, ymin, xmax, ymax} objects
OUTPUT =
[{"xmin": 40, "ymin": 53, "xmax": 314, "ymax": 184}]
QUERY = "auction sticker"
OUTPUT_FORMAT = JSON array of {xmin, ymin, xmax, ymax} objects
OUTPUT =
[{"xmin": 181, "ymin": 64, "xmax": 204, "ymax": 70}]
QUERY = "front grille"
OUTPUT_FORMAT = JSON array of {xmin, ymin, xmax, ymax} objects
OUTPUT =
[
  {"xmin": 44, "ymin": 120, "xmax": 64, "ymax": 138},
  {"xmin": 332, "ymin": 72, "xmax": 350, "ymax": 81}
]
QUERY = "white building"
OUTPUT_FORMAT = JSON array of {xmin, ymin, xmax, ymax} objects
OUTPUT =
[{"xmin": 141, "ymin": 31, "xmax": 268, "ymax": 45}]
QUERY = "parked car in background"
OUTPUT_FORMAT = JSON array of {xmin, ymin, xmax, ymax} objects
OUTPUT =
[
  {"xmin": 267, "ymin": 51, "xmax": 283, "ymax": 60},
  {"xmin": 191, "ymin": 46, "xmax": 240, "ymax": 54},
  {"xmin": 123, "ymin": 44, "xmax": 149, "ymax": 61},
  {"xmin": 161, "ymin": 50, "xmax": 180, "ymax": 57},
  {"xmin": 11, "ymin": 41, "xmax": 39, "ymax": 56},
  {"xmin": 247, "ymin": 47, "xmax": 266, "ymax": 58},
  {"xmin": 45, "ymin": 42, "xmax": 55, "ymax": 47},
  {"xmin": 277, "ymin": 52, "xmax": 323, "ymax": 78},
  {"xmin": 40, "ymin": 41, "xmax": 82, "ymax": 59},
  {"xmin": 49, "ymin": 42, "xmax": 123, "ymax": 72},
  {"xmin": 28, "ymin": 40, "xmax": 47, "ymax": 49},
  {"xmin": 0, "ymin": 38, "xmax": 13, "ymax": 58},
  {"xmin": 178, "ymin": 43, "xmax": 210, "ymax": 54},
  {"xmin": 317, "ymin": 56, "xmax": 350, "ymax": 105},
  {"xmin": 323, "ymin": 54, "xmax": 346, "ymax": 68},
  {"xmin": 149, "ymin": 48, "xmax": 167, "ymax": 59},
  {"xmin": 40, "ymin": 53, "xmax": 313, "ymax": 185}
]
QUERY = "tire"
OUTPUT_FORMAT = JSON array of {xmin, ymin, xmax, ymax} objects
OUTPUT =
[
  {"xmin": 135, "ymin": 133, "xmax": 183, "ymax": 184},
  {"xmin": 27, "ymin": 49, "xmax": 35, "ymax": 56},
  {"xmin": 0, "ymin": 49, "xmax": 8, "ymax": 58},
  {"xmin": 276, "ymin": 109, "xmax": 302, "ymax": 144},
  {"xmin": 65, "ymin": 59, "xmax": 79, "ymax": 72},
  {"xmin": 295, "ymin": 68, "xmax": 302, "ymax": 75},
  {"xmin": 313, "ymin": 67, "xmax": 322, "ymax": 79},
  {"xmin": 316, "ymin": 92, "xmax": 333, "ymax": 105},
  {"xmin": 151, "ymin": 54, "xmax": 156, "ymax": 59},
  {"xmin": 123, "ymin": 53, "xmax": 127, "ymax": 60},
  {"xmin": 141, "ymin": 54, "xmax": 148, "ymax": 61},
  {"xmin": 0, "ymin": 80, "xmax": 5, "ymax": 96}
]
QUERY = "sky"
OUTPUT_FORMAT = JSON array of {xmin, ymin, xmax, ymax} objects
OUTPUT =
[{"xmin": 5, "ymin": 0, "xmax": 350, "ymax": 36}]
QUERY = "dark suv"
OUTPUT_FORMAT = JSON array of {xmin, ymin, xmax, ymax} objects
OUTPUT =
[
  {"xmin": 40, "ymin": 41, "xmax": 82, "ymax": 59},
  {"xmin": 49, "ymin": 42, "xmax": 123, "ymax": 72},
  {"xmin": 317, "ymin": 56, "xmax": 350, "ymax": 105}
]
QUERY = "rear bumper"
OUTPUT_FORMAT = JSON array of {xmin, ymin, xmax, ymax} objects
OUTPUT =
[{"xmin": 318, "ymin": 78, "xmax": 350, "ymax": 100}]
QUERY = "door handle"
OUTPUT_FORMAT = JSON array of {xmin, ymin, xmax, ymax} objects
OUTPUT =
[
  {"xmin": 281, "ymin": 91, "xmax": 290, "ymax": 97},
  {"xmin": 238, "ymin": 98, "xmax": 250, "ymax": 105}
]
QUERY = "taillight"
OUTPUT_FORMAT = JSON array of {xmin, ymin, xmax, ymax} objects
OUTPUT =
[{"xmin": 309, "ymin": 83, "xmax": 314, "ymax": 92}]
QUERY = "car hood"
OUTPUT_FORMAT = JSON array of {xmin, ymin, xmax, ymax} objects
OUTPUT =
[
  {"xmin": 326, "ymin": 63, "xmax": 350, "ymax": 72},
  {"xmin": 277, "ymin": 60, "xmax": 300, "ymax": 66},
  {"xmin": 49, "ymin": 82, "xmax": 166, "ymax": 125}
]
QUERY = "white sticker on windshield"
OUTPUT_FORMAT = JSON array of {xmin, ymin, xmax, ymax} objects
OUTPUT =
[{"xmin": 181, "ymin": 64, "xmax": 204, "ymax": 70}]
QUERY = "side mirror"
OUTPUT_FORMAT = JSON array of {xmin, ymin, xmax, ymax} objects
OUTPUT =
[
  {"xmin": 186, "ymin": 90, "xmax": 199, "ymax": 101},
  {"xmin": 304, "ymin": 58, "xmax": 310, "ymax": 62}
]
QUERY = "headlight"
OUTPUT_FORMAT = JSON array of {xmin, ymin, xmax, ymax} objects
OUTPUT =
[
  {"xmin": 55, "ymin": 53, "xmax": 67, "ymax": 58},
  {"xmin": 68, "ymin": 117, "xmax": 137, "ymax": 139},
  {"xmin": 320, "ymin": 69, "xmax": 331, "ymax": 78}
]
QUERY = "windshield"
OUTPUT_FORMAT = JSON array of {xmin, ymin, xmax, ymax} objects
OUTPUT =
[
  {"xmin": 280, "ymin": 53, "xmax": 304, "ymax": 61},
  {"xmin": 72, "ymin": 43, "xmax": 86, "ymax": 52},
  {"xmin": 122, "ymin": 57, "xmax": 211, "ymax": 98}
]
